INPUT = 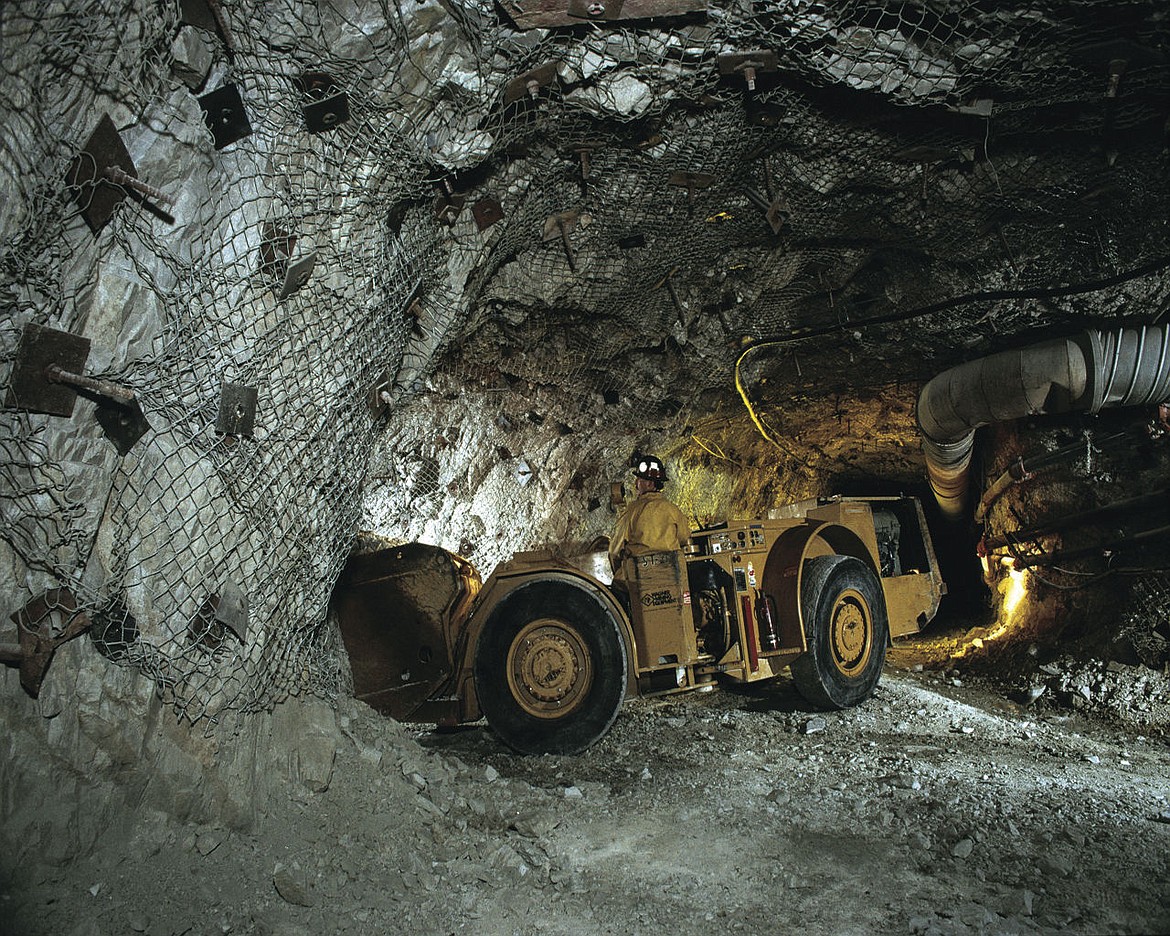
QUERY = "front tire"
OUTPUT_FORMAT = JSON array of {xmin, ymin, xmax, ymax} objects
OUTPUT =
[
  {"xmin": 474, "ymin": 579, "xmax": 627, "ymax": 755},
  {"xmin": 791, "ymin": 555, "xmax": 889, "ymax": 709}
]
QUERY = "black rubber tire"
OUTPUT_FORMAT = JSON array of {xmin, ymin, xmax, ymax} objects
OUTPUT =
[
  {"xmin": 790, "ymin": 555, "xmax": 889, "ymax": 710},
  {"xmin": 474, "ymin": 579, "xmax": 627, "ymax": 755}
]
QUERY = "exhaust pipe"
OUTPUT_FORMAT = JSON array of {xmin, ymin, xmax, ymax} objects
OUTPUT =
[{"xmin": 917, "ymin": 325, "xmax": 1170, "ymax": 521}]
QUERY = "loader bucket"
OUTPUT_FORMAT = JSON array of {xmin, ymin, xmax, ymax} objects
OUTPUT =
[{"xmin": 331, "ymin": 543, "xmax": 472, "ymax": 720}]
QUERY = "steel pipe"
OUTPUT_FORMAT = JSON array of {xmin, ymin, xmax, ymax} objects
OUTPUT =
[{"xmin": 918, "ymin": 325, "xmax": 1170, "ymax": 520}]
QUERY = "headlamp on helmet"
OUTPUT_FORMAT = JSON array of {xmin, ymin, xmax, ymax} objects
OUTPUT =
[{"xmin": 633, "ymin": 454, "xmax": 667, "ymax": 483}]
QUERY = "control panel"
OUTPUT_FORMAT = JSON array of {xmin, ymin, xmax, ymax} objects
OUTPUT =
[
  {"xmin": 698, "ymin": 523, "xmax": 767, "ymax": 556},
  {"xmin": 693, "ymin": 523, "xmax": 769, "ymax": 594}
]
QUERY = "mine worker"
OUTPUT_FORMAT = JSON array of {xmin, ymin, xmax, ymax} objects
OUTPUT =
[{"xmin": 609, "ymin": 454, "xmax": 691, "ymax": 587}]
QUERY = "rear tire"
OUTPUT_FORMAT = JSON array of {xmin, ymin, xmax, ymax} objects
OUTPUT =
[
  {"xmin": 791, "ymin": 555, "xmax": 888, "ymax": 709},
  {"xmin": 474, "ymin": 580, "xmax": 627, "ymax": 755}
]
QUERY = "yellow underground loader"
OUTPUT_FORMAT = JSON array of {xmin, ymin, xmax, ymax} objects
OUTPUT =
[{"xmin": 331, "ymin": 495, "xmax": 945, "ymax": 755}]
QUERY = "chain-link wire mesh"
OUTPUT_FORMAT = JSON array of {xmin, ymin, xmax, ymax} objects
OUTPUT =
[
  {"xmin": 1, "ymin": 0, "xmax": 1168, "ymax": 725},
  {"xmin": 1124, "ymin": 574, "xmax": 1170, "ymax": 666},
  {"xmin": 435, "ymin": 2, "xmax": 1170, "ymax": 408}
]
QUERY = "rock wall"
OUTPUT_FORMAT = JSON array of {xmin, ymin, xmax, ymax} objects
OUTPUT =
[
  {"xmin": 0, "ymin": 641, "xmax": 343, "ymax": 868},
  {"xmin": 0, "ymin": 1, "xmax": 447, "ymax": 840}
]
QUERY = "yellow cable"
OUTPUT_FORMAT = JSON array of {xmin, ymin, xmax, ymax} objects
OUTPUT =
[
  {"xmin": 734, "ymin": 342, "xmax": 782, "ymax": 446},
  {"xmin": 690, "ymin": 435, "xmax": 728, "ymax": 461}
]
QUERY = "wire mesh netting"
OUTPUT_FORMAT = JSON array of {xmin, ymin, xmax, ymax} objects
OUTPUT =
[
  {"xmin": 1, "ymin": 1, "xmax": 1168, "ymax": 724},
  {"xmin": 433, "ymin": 0, "xmax": 1170, "ymax": 403}
]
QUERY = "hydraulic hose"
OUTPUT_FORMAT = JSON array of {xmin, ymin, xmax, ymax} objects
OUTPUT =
[{"xmin": 917, "ymin": 325, "xmax": 1170, "ymax": 521}]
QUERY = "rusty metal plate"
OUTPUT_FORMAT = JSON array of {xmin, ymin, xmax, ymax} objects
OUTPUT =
[
  {"xmin": 405, "ymin": 299, "xmax": 426, "ymax": 338},
  {"xmin": 765, "ymin": 198, "xmax": 790, "ymax": 235},
  {"xmin": 566, "ymin": 0, "xmax": 624, "ymax": 20},
  {"xmin": 65, "ymin": 114, "xmax": 136, "ymax": 234},
  {"xmin": 503, "ymin": 62, "xmax": 558, "ymax": 104},
  {"xmin": 542, "ymin": 209, "xmax": 579, "ymax": 241},
  {"xmin": 369, "ymin": 368, "xmax": 394, "ymax": 417},
  {"xmin": 94, "ymin": 399, "xmax": 151, "ymax": 455},
  {"xmin": 669, "ymin": 170, "xmax": 715, "ymax": 190},
  {"xmin": 499, "ymin": 0, "xmax": 705, "ymax": 30},
  {"xmin": 276, "ymin": 252, "xmax": 317, "ymax": 299},
  {"xmin": 332, "ymin": 544, "xmax": 463, "ymax": 719},
  {"xmin": 187, "ymin": 585, "xmax": 247, "ymax": 650},
  {"xmin": 9, "ymin": 588, "xmax": 91, "ymax": 698},
  {"xmin": 746, "ymin": 98, "xmax": 786, "ymax": 126},
  {"xmin": 952, "ymin": 98, "xmax": 994, "ymax": 117},
  {"xmin": 669, "ymin": 171, "xmax": 715, "ymax": 207},
  {"xmin": 188, "ymin": 595, "xmax": 225, "ymax": 651},
  {"xmin": 718, "ymin": 50, "xmax": 779, "ymax": 76},
  {"xmin": 259, "ymin": 221, "xmax": 296, "ymax": 289},
  {"xmin": 199, "ymin": 83, "xmax": 252, "ymax": 149},
  {"xmin": 89, "ymin": 600, "xmax": 140, "ymax": 661},
  {"xmin": 434, "ymin": 192, "xmax": 465, "ymax": 226},
  {"xmin": 217, "ymin": 382, "xmax": 257, "ymax": 436},
  {"xmin": 5, "ymin": 324, "xmax": 91, "ymax": 416},
  {"xmin": 401, "ymin": 279, "xmax": 427, "ymax": 339},
  {"xmin": 472, "ymin": 197, "xmax": 504, "ymax": 231}
]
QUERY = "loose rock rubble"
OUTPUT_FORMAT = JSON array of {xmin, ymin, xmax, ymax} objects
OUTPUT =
[{"xmin": 5, "ymin": 664, "xmax": 1170, "ymax": 936}]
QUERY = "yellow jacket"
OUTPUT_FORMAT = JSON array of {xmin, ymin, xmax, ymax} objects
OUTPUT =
[{"xmin": 609, "ymin": 491, "xmax": 691, "ymax": 578}]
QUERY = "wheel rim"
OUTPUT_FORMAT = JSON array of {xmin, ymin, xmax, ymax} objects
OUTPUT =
[
  {"xmin": 506, "ymin": 618, "xmax": 594, "ymax": 719},
  {"xmin": 829, "ymin": 587, "xmax": 873, "ymax": 677}
]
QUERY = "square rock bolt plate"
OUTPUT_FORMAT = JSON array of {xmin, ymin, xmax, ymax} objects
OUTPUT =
[
  {"xmin": 5, "ymin": 324, "xmax": 91, "ymax": 417},
  {"xmin": 297, "ymin": 71, "xmax": 350, "ymax": 133},
  {"xmin": 217, "ymin": 382, "xmax": 258, "ymax": 436},
  {"xmin": 199, "ymin": 83, "xmax": 252, "ymax": 150},
  {"xmin": 304, "ymin": 92, "xmax": 350, "ymax": 133},
  {"xmin": 503, "ymin": 63, "xmax": 558, "ymax": 105},
  {"xmin": 434, "ymin": 192, "xmax": 466, "ymax": 226},
  {"xmin": 65, "ymin": 114, "xmax": 136, "ymax": 233},
  {"xmin": 369, "ymin": 368, "xmax": 394, "ymax": 417},
  {"xmin": 259, "ymin": 222, "xmax": 296, "ymax": 289},
  {"xmin": 214, "ymin": 581, "xmax": 248, "ymax": 643},
  {"xmin": 276, "ymin": 252, "xmax": 317, "ymax": 300},
  {"xmin": 94, "ymin": 399, "xmax": 151, "ymax": 456},
  {"xmin": 542, "ymin": 210, "xmax": 579, "ymax": 241},
  {"xmin": 472, "ymin": 197, "xmax": 504, "ymax": 231},
  {"xmin": 567, "ymin": 0, "xmax": 625, "ymax": 20},
  {"xmin": 179, "ymin": 0, "xmax": 219, "ymax": 31},
  {"xmin": 717, "ymin": 50, "xmax": 779, "ymax": 78}
]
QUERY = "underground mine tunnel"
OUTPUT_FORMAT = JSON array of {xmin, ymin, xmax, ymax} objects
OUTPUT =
[{"xmin": 2, "ymin": 1, "xmax": 1170, "ymax": 934}]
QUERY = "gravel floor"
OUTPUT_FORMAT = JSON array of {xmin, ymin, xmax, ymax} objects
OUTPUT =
[{"xmin": 5, "ymin": 657, "xmax": 1170, "ymax": 936}]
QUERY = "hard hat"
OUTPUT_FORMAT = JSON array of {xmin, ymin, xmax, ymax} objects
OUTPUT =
[{"xmin": 633, "ymin": 454, "xmax": 667, "ymax": 482}]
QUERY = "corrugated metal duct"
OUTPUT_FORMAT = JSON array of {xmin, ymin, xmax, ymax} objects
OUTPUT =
[{"xmin": 917, "ymin": 325, "xmax": 1170, "ymax": 520}]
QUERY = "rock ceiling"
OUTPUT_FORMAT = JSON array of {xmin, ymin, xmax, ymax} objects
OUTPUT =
[{"xmin": 411, "ymin": 1, "xmax": 1170, "ymax": 430}]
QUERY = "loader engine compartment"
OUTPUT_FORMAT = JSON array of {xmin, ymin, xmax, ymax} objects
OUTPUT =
[{"xmin": 688, "ymin": 559, "xmax": 737, "ymax": 661}]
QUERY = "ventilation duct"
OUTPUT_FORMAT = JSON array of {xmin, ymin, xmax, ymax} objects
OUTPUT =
[{"xmin": 917, "ymin": 325, "xmax": 1170, "ymax": 521}]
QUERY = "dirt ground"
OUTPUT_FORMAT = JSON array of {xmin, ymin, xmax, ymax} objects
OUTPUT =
[{"xmin": 4, "ymin": 650, "xmax": 1170, "ymax": 936}]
